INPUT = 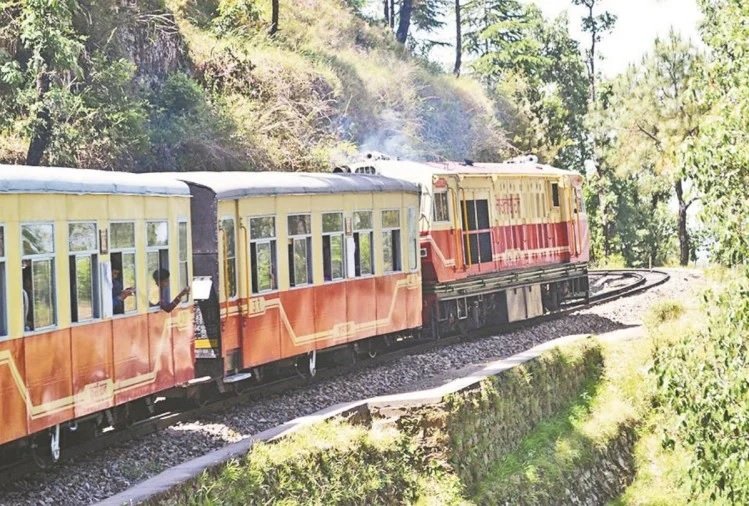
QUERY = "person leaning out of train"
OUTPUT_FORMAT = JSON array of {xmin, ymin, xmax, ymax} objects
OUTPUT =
[
  {"xmin": 152, "ymin": 268, "xmax": 190, "ymax": 313},
  {"xmin": 112, "ymin": 267, "xmax": 135, "ymax": 315}
]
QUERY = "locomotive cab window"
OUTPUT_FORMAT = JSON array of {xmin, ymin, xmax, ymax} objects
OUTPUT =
[
  {"xmin": 461, "ymin": 200, "xmax": 493, "ymax": 265},
  {"xmin": 382, "ymin": 210, "xmax": 401, "ymax": 272},
  {"xmin": 250, "ymin": 216, "xmax": 277, "ymax": 294},
  {"xmin": 433, "ymin": 192, "xmax": 449, "ymax": 222},
  {"xmin": 69, "ymin": 222, "xmax": 100, "ymax": 322},
  {"xmin": 288, "ymin": 215, "xmax": 312, "ymax": 287},
  {"xmin": 551, "ymin": 183, "xmax": 560, "ymax": 208},
  {"xmin": 322, "ymin": 212, "xmax": 344, "ymax": 282},
  {"xmin": 146, "ymin": 221, "xmax": 170, "ymax": 309},
  {"xmin": 0, "ymin": 225, "xmax": 6, "ymax": 337},
  {"xmin": 220, "ymin": 218, "xmax": 237, "ymax": 299},
  {"xmin": 352, "ymin": 211, "xmax": 374, "ymax": 277},
  {"xmin": 21, "ymin": 223, "xmax": 57, "ymax": 331},
  {"xmin": 110, "ymin": 222, "xmax": 137, "ymax": 315}
]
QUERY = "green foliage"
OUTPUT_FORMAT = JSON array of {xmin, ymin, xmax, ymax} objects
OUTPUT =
[
  {"xmin": 647, "ymin": 300, "xmax": 685, "ymax": 327},
  {"xmin": 653, "ymin": 274, "xmax": 749, "ymax": 502},
  {"xmin": 466, "ymin": 2, "xmax": 589, "ymax": 168},
  {"xmin": 686, "ymin": 0, "xmax": 749, "ymax": 264}
]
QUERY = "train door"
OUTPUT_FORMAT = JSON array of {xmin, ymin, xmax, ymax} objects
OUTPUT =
[{"xmin": 461, "ymin": 192, "xmax": 493, "ymax": 268}]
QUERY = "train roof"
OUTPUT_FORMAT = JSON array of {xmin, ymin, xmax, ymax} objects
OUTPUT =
[
  {"xmin": 0, "ymin": 164, "xmax": 190, "ymax": 196},
  {"xmin": 356, "ymin": 159, "xmax": 575, "ymax": 184},
  {"xmin": 168, "ymin": 171, "xmax": 421, "ymax": 199}
]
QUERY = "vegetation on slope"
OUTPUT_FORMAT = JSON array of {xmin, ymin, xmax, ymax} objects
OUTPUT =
[{"xmin": 0, "ymin": 0, "xmax": 507, "ymax": 172}]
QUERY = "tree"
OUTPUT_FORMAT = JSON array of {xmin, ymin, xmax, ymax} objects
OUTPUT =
[
  {"xmin": 270, "ymin": 0, "xmax": 279, "ymax": 35},
  {"xmin": 571, "ymin": 0, "xmax": 616, "ymax": 101},
  {"xmin": 453, "ymin": 0, "xmax": 462, "ymax": 76},
  {"xmin": 609, "ymin": 33, "xmax": 705, "ymax": 266},
  {"xmin": 467, "ymin": 4, "xmax": 589, "ymax": 169},
  {"xmin": 687, "ymin": 0, "xmax": 749, "ymax": 264}
]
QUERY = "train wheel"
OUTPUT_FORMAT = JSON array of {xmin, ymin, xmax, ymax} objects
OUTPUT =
[{"xmin": 30, "ymin": 425, "xmax": 60, "ymax": 469}]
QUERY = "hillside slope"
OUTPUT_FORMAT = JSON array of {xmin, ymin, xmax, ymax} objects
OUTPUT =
[{"xmin": 0, "ymin": 0, "xmax": 508, "ymax": 172}]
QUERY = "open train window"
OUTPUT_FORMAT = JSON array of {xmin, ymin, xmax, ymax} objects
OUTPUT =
[
  {"xmin": 352, "ymin": 211, "xmax": 374, "ymax": 277},
  {"xmin": 178, "ymin": 221, "xmax": 189, "ymax": 298},
  {"xmin": 288, "ymin": 215, "xmax": 313, "ymax": 287},
  {"xmin": 250, "ymin": 216, "xmax": 277, "ymax": 293},
  {"xmin": 220, "ymin": 218, "xmax": 237, "ymax": 299},
  {"xmin": 0, "ymin": 225, "xmax": 6, "ymax": 337},
  {"xmin": 433, "ymin": 192, "xmax": 449, "ymax": 222},
  {"xmin": 382, "ymin": 210, "xmax": 401, "ymax": 273},
  {"xmin": 322, "ymin": 212, "xmax": 345, "ymax": 282},
  {"xmin": 551, "ymin": 183, "xmax": 560, "ymax": 207},
  {"xmin": 111, "ymin": 222, "xmax": 137, "ymax": 315},
  {"xmin": 21, "ymin": 223, "xmax": 57, "ymax": 331},
  {"xmin": 69, "ymin": 222, "xmax": 100, "ymax": 322},
  {"xmin": 408, "ymin": 208, "xmax": 418, "ymax": 271},
  {"xmin": 146, "ymin": 221, "xmax": 170, "ymax": 309}
]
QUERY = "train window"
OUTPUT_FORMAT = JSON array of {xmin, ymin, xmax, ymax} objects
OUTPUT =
[
  {"xmin": 288, "ymin": 214, "xmax": 312, "ymax": 287},
  {"xmin": 433, "ymin": 192, "xmax": 449, "ymax": 222},
  {"xmin": 322, "ymin": 213, "xmax": 344, "ymax": 282},
  {"xmin": 382, "ymin": 210, "xmax": 401, "ymax": 273},
  {"xmin": 551, "ymin": 183, "xmax": 560, "ymax": 207},
  {"xmin": 111, "ymin": 222, "xmax": 137, "ymax": 315},
  {"xmin": 461, "ymin": 200, "xmax": 493, "ymax": 265},
  {"xmin": 250, "ymin": 216, "xmax": 277, "ymax": 293},
  {"xmin": 0, "ymin": 225, "xmax": 6, "ymax": 337},
  {"xmin": 220, "ymin": 218, "xmax": 237, "ymax": 299},
  {"xmin": 351, "ymin": 211, "xmax": 374, "ymax": 276},
  {"xmin": 146, "ymin": 221, "xmax": 169, "ymax": 308},
  {"xmin": 407, "ymin": 208, "xmax": 418, "ymax": 271},
  {"xmin": 69, "ymin": 222, "xmax": 100, "ymax": 322},
  {"xmin": 21, "ymin": 223, "xmax": 57, "ymax": 331},
  {"xmin": 178, "ymin": 221, "xmax": 189, "ymax": 296}
]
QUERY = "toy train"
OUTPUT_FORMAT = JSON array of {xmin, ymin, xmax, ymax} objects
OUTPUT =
[{"xmin": 0, "ymin": 156, "xmax": 589, "ymax": 463}]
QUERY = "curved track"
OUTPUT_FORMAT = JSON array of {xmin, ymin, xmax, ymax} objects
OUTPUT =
[{"xmin": 0, "ymin": 269, "xmax": 669, "ymax": 488}]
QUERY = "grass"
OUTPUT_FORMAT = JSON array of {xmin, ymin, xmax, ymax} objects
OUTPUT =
[{"xmin": 471, "ymin": 333, "xmax": 653, "ymax": 505}]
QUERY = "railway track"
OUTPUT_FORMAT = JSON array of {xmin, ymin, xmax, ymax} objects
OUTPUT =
[{"xmin": 0, "ymin": 269, "xmax": 669, "ymax": 489}]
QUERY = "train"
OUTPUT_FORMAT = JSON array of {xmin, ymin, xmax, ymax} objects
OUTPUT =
[{"xmin": 0, "ymin": 155, "xmax": 589, "ymax": 464}]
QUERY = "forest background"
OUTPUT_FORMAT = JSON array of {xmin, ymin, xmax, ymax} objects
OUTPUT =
[{"xmin": 0, "ymin": 0, "xmax": 746, "ymax": 267}]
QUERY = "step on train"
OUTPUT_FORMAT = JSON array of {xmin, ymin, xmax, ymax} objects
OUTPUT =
[{"xmin": 0, "ymin": 155, "xmax": 589, "ymax": 463}]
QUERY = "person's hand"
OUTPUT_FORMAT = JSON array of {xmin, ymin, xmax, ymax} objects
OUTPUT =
[{"xmin": 120, "ymin": 287, "xmax": 135, "ymax": 300}]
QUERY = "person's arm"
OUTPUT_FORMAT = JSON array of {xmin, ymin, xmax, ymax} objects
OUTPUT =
[{"xmin": 160, "ymin": 287, "xmax": 190, "ymax": 313}]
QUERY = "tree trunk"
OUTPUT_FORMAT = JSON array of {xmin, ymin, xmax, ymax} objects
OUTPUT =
[
  {"xmin": 396, "ymin": 0, "xmax": 413, "ymax": 44},
  {"xmin": 384, "ymin": 0, "xmax": 390, "ymax": 25},
  {"xmin": 587, "ymin": 4, "xmax": 596, "ymax": 102},
  {"xmin": 269, "ymin": 0, "xmax": 279, "ymax": 35},
  {"xmin": 26, "ymin": 70, "xmax": 52, "ymax": 166},
  {"xmin": 453, "ymin": 0, "xmax": 462, "ymax": 76},
  {"xmin": 675, "ymin": 179, "xmax": 690, "ymax": 266},
  {"xmin": 389, "ymin": 0, "xmax": 395, "ymax": 29}
]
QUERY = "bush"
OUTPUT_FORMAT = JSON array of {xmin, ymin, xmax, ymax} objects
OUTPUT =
[{"xmin": 653, "ymin": 272, "xmax": 749, "ymax": 502}]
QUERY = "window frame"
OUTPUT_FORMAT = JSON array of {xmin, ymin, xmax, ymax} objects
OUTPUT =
[
  {"xmin": 0, "ymin": 224, "xmax": 6, "ymax": 338},
  {"xmin": 249, "ymin": 215, "xmax": 279, "ymax": 295},
  {"xmin": 352, "ymin": 210, "xmax": 375, "ymax": 278},
  {"xmin": 68, "ymin": 221, "xmax": 100, "ymax": 324},
  {"xmin": 551, "ymin": 182, "xmax": 560, "ymax": 208},
  {"xmin": 381, "ymin": 208, "xmax": 402, "ymax": 273},
  {"xmin": 322, "ymin": 211, "xmax": 345, "ymax": 283},
  {"xmin": 146, "ymin": 219, "xmax": 170, "ymax": 312},
  {"xmin": 220, "ymin": 216, "xmax": 238, "ymax": 300},
  {"xmin": 110, "ymin": 220, "xmax": 138, "ymax": 316},
  {"xmin": 21, "ymin": 221, "xmax": 57, "ymax": 333},
  {"xmin": 287, "ymin": 213, "xmax": 313, "ymax": 288},
  {"xmin": 178, "ymin": 219, "xmax": 190, "ymax": 305},
  {"xmin": 432, "ymin": 191, "xmax": 450, "ymax": 223}
]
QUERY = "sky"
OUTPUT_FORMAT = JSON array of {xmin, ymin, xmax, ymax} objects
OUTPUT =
[{"xmin": 427, "ymin": 0, "xmax": 703, "ymax": 77}]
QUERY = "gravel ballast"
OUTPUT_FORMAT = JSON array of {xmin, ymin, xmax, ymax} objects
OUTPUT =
[{"xmin": 0, "ymin": 269, "xmax": 703, "ymax": 506}]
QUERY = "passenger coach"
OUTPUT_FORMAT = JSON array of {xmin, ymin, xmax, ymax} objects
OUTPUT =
[
  {"xmin": 171, "ymin": 172, "xmax": 422, "ymax": 383},
  {"xmin": 0, "ymin": 165, "xmax": 194, "ymax": 461}
]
